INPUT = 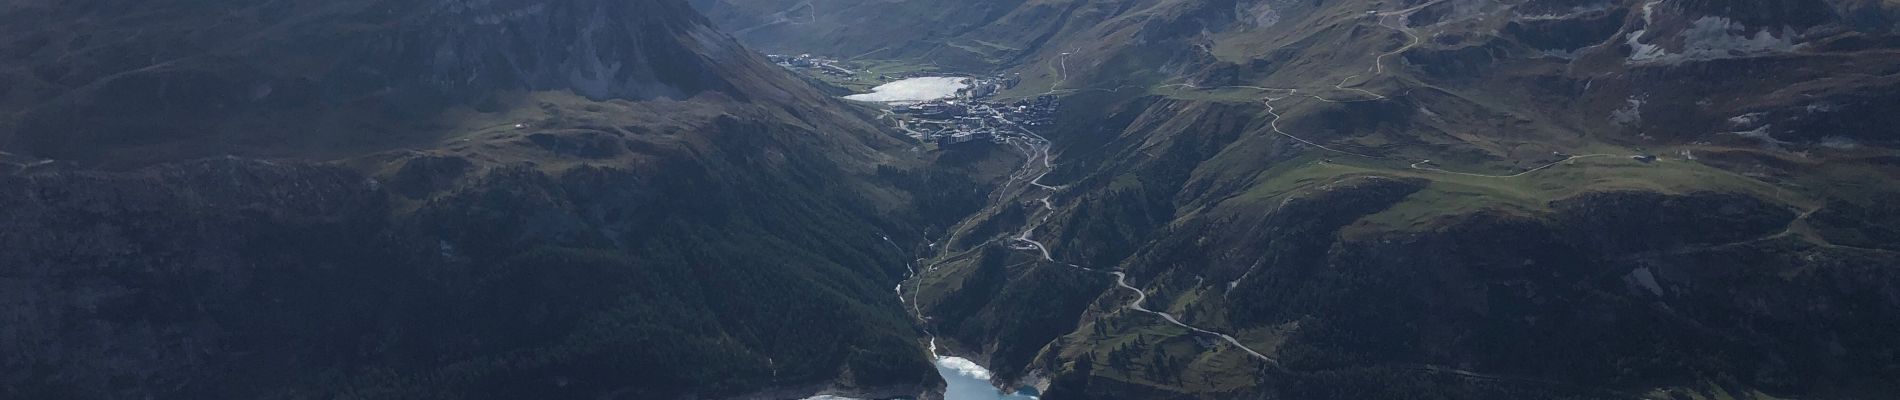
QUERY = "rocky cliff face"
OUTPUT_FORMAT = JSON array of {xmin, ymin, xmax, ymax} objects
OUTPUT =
[
  {"xmin": 0, "ymin": 0, "xmax": 945, "ymax": 399},
  {"xmin": 402, "ymin": 0, "xmax": 741, "ymax": 100}
]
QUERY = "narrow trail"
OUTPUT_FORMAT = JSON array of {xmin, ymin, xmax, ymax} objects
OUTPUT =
[
  {"xmin": 1260, "ymin": 94, "xmax": 1390, "ymax": 160},
  {"xmin": 1338, "ymin": 0, "xmax": 1444, "ymax": 88},
  {"xmin": 1012, "ymin": 229, "xmax": 1284, "ymax": 367},
  {"xmin": 1410, "ymin": 154, "xmax": 1617, "ymax": 178}
]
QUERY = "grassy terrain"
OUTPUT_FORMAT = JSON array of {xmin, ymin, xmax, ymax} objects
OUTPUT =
[
  {"xmin": 1149, "ymin": 85, "xmax": 1284, "ymax": 103},
  {"xmin": 1212, "ymin": 149, "xmax": 1814, "ymax": 234}
]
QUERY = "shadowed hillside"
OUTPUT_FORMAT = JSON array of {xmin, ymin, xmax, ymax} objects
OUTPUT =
[{"xmin": 0, "ymin": 0, "xmax": 955, "ymax": 399}]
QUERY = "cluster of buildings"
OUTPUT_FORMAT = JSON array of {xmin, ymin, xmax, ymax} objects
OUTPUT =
[
  {"xmin": 894, "ymin": 95, "xmax": 1060, "ymax": 146},
  {"xmin": 955, "ymin": 75, "xmax": 1019, "ymax": 99}
]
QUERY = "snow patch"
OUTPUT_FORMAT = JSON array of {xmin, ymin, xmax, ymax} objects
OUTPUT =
[
  {"xmin": 1678, "ymin": 17, "xmax": 1798, "ymax": 57},
  {"xmin": 1625, "ymin": 0, "xmax": 1666, "ymax": 61}
]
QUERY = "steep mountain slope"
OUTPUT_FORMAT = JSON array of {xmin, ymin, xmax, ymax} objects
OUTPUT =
[
  {"xmin": 1, "ymin": 0, "xmax": 893, "ymax": 167},
  {"xmin": 0, "ymin": 0, "xmax": 952, "ymax": 399},
  {"xmin": 690, "ymin": 0, "xmax": 1150, "ymax": 72},
  {"xmin": 1002, "ymin": 1, "xmax": 1900, "ymax": 398},
  {"xmin": 697, "ymin": 0, "xmax": 1900, "ymax": 399}
]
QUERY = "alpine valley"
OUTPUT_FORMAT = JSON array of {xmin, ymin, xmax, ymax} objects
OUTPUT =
[{"xmin": 1, "ymin": 0, "xmax": 1897, "ymax": 399}]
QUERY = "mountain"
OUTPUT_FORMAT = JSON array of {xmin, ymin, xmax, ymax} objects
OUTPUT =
[
  {"xmin": 694, "ymin": 0, "xmax": 1900, "ymax": 399},
  {"xmin": 0, "ymin": 0, "xmax": 961, "ymax": 398},
  {"xmin": 8, "ymin": 0, "xmax": 1899, "ymax": 398}
]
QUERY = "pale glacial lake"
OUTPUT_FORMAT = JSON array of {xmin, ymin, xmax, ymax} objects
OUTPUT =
[
  {"xmin": 843, "ymin": 77, "xmax": 970, "ymax": 103},
  {"xmin": 935, "ymin": 356, "xmax": 1040, "ymax": 400},
  {"xmin": 800, "ymin": 356, "xmax": 1037, "ymax": 400}
]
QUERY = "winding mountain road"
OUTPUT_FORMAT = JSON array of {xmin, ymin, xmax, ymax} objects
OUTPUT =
[
  {"xmin": 906, "ymin": 1, "xmax": 1538, "ymax": 367},
  {"xmin": 1110, "ymin": 269, "xmax": 1280, "ymax": 364},
  {"xmin": 1008, "ymin": 191, "xmax": 1283, "ymax": 367}
]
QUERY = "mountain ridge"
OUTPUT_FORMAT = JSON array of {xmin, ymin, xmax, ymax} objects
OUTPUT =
[{"xmin": 0, "ymin": 0, "xmax": 957, "ymax": 398}]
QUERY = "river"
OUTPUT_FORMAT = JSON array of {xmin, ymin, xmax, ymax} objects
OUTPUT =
[{"xmin": 812, "ymin": 83, "xmax": 1039, "ymax": 400}]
